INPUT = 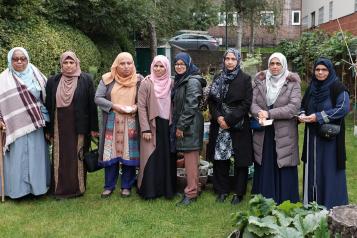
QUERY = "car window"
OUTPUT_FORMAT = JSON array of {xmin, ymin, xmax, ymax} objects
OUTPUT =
[
  {"xmin": 196, "ymin": 35, "xmax": 209, "ymax": 40},
  {"xmin": 179, "ymin": 35, "xmax": 195, "ymax": 40}
]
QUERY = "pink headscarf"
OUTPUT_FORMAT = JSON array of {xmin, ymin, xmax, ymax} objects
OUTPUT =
[{"xmin": 150, "ymin": 55, "xmax": 171, "ymax": 99}]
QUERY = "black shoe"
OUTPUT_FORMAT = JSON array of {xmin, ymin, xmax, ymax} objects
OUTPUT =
[
  {"xmin": 176, "ymin": 196, "xmax": 197, "ymax": 206},
  {"xmin": 216, "ymin": 193, "xmax": 228, "ymax": 203},
  {"xmin": 231, "ymin": 195, "xmax": 242, "ymax": 205},
  {"xmin": 101, "ymin": 189, "xmax": 113, "ymax": 198}
]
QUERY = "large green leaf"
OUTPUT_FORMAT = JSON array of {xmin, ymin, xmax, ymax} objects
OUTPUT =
[{"xmin": 246, "ymin": 216, "xmax": 279, "ymax": 237}]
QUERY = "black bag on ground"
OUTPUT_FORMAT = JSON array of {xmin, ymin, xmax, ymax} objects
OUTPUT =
[{"xmin": 79, "ymin": 138, "xmax": 102, "ymax": 172}]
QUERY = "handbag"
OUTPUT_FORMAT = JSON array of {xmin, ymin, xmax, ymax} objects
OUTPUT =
[
  {"xmin": 318, "ymin": 123, "xmax": 340, "ymax": 140},
  {"xmin": 221, "ymin": 103, "xmax": 244, "ymax": 131},
  {"xmin": 250, "ymin": 117, "xmax": 263, "ymax": 131},
  {"xmin": 79, "ymin": 138, "xmax": 102, "ymax": 173}
]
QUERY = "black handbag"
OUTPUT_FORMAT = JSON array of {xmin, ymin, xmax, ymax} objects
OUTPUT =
[
  {"xmin": 79, "ymin": 138, "xmax": 102, "ymax": 173},
  {"xmin": 318, "ymin": 123, "xmax": 340, "ymax": 140},
  {"xmin": 222, "ymin": 103, "xmax": 244, "ymax": 131}
]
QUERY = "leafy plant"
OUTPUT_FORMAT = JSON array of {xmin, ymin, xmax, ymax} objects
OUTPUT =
[{"xmin": 231, "ymin": 195, "xmax": 330, "ymax": 237}]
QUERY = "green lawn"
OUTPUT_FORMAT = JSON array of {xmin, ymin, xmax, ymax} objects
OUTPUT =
[{"xmin": 0, "ymin": 116, "xmax": 356, "ymax": 238}]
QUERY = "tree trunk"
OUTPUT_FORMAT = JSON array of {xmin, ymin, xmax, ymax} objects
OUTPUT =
[
  {"xmin": 248, "ymin": 14, "xmax": 255, "ymax": 54},
  {"xmin": 328, "ymin": 205, "xmax": 357, "ymax": 237},
  {"xmin": 236, "ymin": 13, "xmax": 243, "ymax": 52},
  {"xmin": 147, "ymin": 20, "xmax": 157, "ymax": 61}
]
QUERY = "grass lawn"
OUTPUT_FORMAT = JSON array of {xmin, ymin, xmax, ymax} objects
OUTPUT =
[{"xmin": 0, "ymin": 116, "xmax": 356, "ymax": 238}]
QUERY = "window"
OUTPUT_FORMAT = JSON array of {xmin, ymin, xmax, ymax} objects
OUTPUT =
[
  {"xmin": 355, "ymin": 0, "xmax": 357, "ymax": 12},
  {"xmin": 217, "ymin": 12, "xmax": 238, "ymax": 26},
  {"xmin": 260, "ymin": 11, "xmax": 274, "ymax": 26},
  {"xmin": 329, "ymin": 1, "xmax": 333, "ymax": 20},
  {"xmin": 291, "ymin": 10, "xmax": 301, "ymax": 25},
  {"xmin": 302, "ymin": 15, "xmax": 308, "ymax": 29},
  {"xmin": 311, "ymin": 11, "xmax": 316, "ymax": 27},
  {"xmin": 318, "ymin": 7, "xmax": 324, "ymax": 24}
]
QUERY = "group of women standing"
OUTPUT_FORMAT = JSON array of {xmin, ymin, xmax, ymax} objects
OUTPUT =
[{"xmin": 0, "ymin": 46, "xmax": 350, "ymax": 210}]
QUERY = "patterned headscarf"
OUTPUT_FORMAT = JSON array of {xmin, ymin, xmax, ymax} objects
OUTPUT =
[
  {"xmin": 209, "ymin": 48, "xmax": 242, "ymax": 101},
  {"xmin": 265, "ymin": 52, "xmax": 290, "ymax": 106}
]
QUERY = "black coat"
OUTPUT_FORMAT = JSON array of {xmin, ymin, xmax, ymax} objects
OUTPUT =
[
  {"xmin": 45, "ymin": 72, "xmax": 98, "ymax": 136},
  {"xmin": 172, "ymin": 74, "xmax": 207, "ymax": 151},
  {"xmin": 207, "ymin": 71, "xmax": 253, "ymax": 167}
]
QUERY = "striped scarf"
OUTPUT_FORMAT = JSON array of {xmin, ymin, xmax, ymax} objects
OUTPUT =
[{"xmin": 0, "ymin": 67, "xmax": 46, "ymax": 149}]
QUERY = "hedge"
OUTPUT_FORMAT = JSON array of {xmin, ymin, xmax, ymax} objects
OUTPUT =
[{"xmin": 0, "ymin": 18, "xmax": 101, "ymax": 77}]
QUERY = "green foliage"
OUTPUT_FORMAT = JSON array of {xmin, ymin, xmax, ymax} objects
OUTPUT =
[
  {"xmin": 232, "ymin": 195, "xmax": 330, "ymax": 237},
  {"xmin": 0, "ymin": 18, "xmax": 101, "ymax": 76},
  {"xmin": 277, "ymin": 30, "xmax": 356, "ymax": 81}
]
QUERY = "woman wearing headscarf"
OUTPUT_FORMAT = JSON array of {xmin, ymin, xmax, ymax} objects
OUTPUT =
[
  {"xmin": 95, "ymin": 52, "xmax": 142, "ymax": 198},
  {"xmin": 0, "ymin": 47, "xmax": 50, "ymax": 198},
  {"xmin": 171, "ymin": 52, "xmax": 206, "ymax": 206},
  {"xmin": 299, "ymin": 58, "xmax": 349, "ymax": 209},
  {"xmin": 207, "ymin": 48, "xmax": 253, "ymax": 205},
  {"xmin": 45, "ymin": 51, "xmax": 98, "ymax": 199},
  {"xmin": 251, "ymin": 52, "xmax": 301, "ymax": 204},
  {"xmin": 137, "ymin": 55, "xmax": 175, "ymax": 199}
]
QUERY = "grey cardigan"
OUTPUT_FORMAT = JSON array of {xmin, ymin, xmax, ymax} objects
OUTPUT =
[{"xmin": 251, "ymin": 71, "xmax": 301, "ymax": 168}]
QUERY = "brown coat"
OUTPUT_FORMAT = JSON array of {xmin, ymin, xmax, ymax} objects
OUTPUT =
[
  {"xmin": 137, "ymin": 77, "xmax": 172, "ymax": 187},
  {"xmin": 251, "ymin": 71, "xmax": 301, "ymax": 168}
]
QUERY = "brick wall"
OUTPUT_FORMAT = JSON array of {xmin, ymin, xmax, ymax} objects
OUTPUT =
[
  {"xmin": 208, "ymin": 0, "xmax": 301, "ymax": 47},
  {"xmin": 316, "ymin": 12, "xmax": 357, "ymax": 35}
]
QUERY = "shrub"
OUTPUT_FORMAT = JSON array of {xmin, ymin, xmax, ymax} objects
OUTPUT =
[{"xmin": 0, "ymin": 18, "xmax": 101, "ymax": 77}]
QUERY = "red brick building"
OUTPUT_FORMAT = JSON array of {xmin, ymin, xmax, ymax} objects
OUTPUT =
[{"xmin": 208, "ymin": 0, "xmax": 302, "ymax": 47}]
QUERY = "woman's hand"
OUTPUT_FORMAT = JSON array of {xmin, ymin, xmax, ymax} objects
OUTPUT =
[
  {"xmin": 217, "ymin": 116, "xmax": 229, "ymax": 129},
  {"xmin": 112, "ymin": 104, "xmax": 137, "ymax": 114},
  {"xmin": 0, "ymin": 121, "xmax": 5, "ymax": 130},
  {"xmin": 142, "ymin": 132, "xmax": 152, "ymax": 141},
  {"xmin": 303, "ymin": 114, "xmax": 317, "ymax": 123},
  {"xmin": 91, "ymin": 131, "xmax": 99, "ymax": 137},
  {"xmin": 176, "ymin": 129, "xmax": 184, "ymax": 138},
  {"xmin": 258, "ymin": 110, "xmax": 268, "ymax": 120}
]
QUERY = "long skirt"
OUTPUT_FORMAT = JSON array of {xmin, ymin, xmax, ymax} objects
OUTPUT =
[
  {"xmin": 138, "ymin": 117, "xmax": 176, "ymax": 199},
  {"xmin": 252, "ymin": 125, "xmax": 299, "ymax": 204},
  {"xmin": 3, "ymin": 128, "xmax": 50, "ymax": 199},
  {"xmin": 52, "ymin": 103, "xmax": 86, "ymax": 198},
  {"xmin": 303, "ymin": 127, "xmax": 348, "ymax": 209}
]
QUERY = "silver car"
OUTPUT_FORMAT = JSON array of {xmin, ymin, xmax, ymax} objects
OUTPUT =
[{"xmin": 169, "ymin": 33, "xmax": 219, "ymax": 50}]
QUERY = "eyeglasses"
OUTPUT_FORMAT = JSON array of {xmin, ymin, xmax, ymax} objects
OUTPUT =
[
  {"xmin": 12, "ymin": 57, "xmax": 27, "ymax": 62},
  {"xmin": 174, "ymin": 63, "xmax": 186, "ymax": 67},
  {"xmin": 315, "ymin": 68, "xmax": 328, "ymax": 72}
]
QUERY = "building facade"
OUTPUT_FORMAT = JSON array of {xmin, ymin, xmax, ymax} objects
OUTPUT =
[
  {"xmin": 302, "ymin": 0, "xmax": 357, "ymax": 35},
  {"xmin": 208, "ymin": 0, "xmax": 302, "ymax": 47}
]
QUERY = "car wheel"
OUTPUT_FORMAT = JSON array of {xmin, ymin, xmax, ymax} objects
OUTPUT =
[{"xmin": 200, "ymin": 45, "xmax": 209, "ymax": 50}]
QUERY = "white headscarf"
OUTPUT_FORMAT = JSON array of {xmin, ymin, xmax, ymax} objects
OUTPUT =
[{"xmin": 265, "ymin": 52, "xmax": 289, "ymax": 106}]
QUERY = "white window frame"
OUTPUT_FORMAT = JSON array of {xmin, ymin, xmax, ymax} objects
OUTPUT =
[
  {"xmin": 260, "ymin": 11, "xmax": 275, "ymax": 26},
  {"xmin": 329, "ymin": 1, "xmax": 333, "ymax": 20},
  {"xmin": 217, "ymin": 12, "xmax": 238, "ymax": 26},
  {"xmin": 318, "ymin": 6, "xmax": 324, "ymax": 25},
  {"xmin": 291, "ymin": 10, "xmax": 301, "ymax": 25}
]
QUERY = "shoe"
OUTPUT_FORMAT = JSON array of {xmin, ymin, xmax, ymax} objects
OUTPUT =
[
  {"xmin": 176, "ymin": 196, "xmax": 197, "ymax": 206},
  {"xmin": 216, "ymin": 193, "xmax": 228, "ymax": 203},
  {"xmin": 101, "ymin": 189, "xmax": 113, "ymax": 198},
  {"xmin": 231, "ymin": 194, "xmax": 243, "ymax": 205},
  {"xmin": 121, "ymin": 189, "xmax": 131, "ymax": 198}
]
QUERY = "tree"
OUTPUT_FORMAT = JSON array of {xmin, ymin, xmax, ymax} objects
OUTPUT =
[{"xmin": 227, "ymin": 0, "xmax": 282, "ymax": 53}]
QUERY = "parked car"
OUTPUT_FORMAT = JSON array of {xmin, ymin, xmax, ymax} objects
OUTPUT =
[{"xmin": 169, "ymin": 33, "xmax": 219, "ymax": 50}]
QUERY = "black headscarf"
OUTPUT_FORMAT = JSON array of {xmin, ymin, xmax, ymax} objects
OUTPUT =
[{"xmin": 310, "ymin": 58, "xmax": 337, "ymax": 109}]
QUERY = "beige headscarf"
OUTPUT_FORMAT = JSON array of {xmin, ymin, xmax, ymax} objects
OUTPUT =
[
  {"xmin": 56, "ymin": 51, "xmax": 81, "ymax": 107},
  {"xmin": 102, "ymin": 52, "xmax": 137, "ymax": 105}
]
